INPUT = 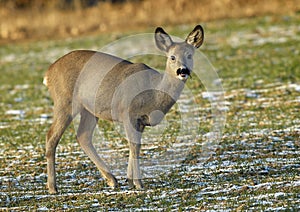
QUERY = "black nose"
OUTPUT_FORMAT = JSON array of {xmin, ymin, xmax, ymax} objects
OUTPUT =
[{"xmin": 177, "ymin": 68, "xmax": 191, "ymax": 76}]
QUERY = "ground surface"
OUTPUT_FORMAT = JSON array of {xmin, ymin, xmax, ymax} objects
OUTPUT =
[{"xmin": 0, "ymin": 13, "xmax": 300, "ymax": 210}]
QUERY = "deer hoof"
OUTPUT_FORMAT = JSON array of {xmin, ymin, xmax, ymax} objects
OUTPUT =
[
  {"xmin": 106, "ymin": 175, "xmax": 118, "ymax": 188},
  {"xmin": 48, "ymin": 186, "xmax": 58, "ymax": 194},
  {"xmin": 127, "ymin": 178, "xmax": 144, "ymax": 190}
]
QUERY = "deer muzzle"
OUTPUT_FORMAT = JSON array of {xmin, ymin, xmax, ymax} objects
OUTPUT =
[{"xmin": 176, "ymin": 68, "xmax": 191, "ymax": 79}]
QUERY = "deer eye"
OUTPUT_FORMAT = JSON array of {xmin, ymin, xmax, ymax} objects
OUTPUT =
[
  {"xmin": 187, "ymin": 54, "xmax": 192, "ymax": 59},
  {"xmin": 170, "ymin": 55, "xmax": 176, "ymax": 61}
]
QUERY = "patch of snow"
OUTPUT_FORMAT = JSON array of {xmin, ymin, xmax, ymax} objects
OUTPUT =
[
  {"xmin": 37, "ymin": 206, "xmax": 49, "ymax": 211},
  {"xmin": 5, "ymin": 109, "xmax": 25, "ymax": 116}
]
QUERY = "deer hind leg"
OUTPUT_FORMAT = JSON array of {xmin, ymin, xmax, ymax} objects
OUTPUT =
[
  {"xmin": 124, "ymin": 119, "xmax": 145, "ymax": 189},
  {"xmin": 77, "ymin": 109, "xmax": 118, "ymax": 188},
  {"xmin": 46, "ymin": 103, "xmax": 73, "ymax": 194}
]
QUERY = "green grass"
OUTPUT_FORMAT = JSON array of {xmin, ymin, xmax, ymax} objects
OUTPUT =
[{"xmin": 0, "ymin": 14, "xmax": 300, "ymax": 210}]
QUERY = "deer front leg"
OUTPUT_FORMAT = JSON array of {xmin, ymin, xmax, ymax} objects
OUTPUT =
[
  {"xmin": 127, "ymin": 142, "xmax": 143, "ymax": 189},
  {"xmin": 124, "ymin": 119, "xmax": 145, "ymax": 189}
]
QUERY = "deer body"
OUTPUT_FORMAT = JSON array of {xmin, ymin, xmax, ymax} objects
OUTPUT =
[{"xmin": 44, "ymin": 26, "xmax": 204, "ymax": 194}]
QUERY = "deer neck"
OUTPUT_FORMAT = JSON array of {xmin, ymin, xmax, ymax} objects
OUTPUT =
[{"xmin": 154, "ymin": 71, "xmax": 185, "ymax": 113}]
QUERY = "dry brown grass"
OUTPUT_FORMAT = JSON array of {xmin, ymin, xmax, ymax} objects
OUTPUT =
[{"xmin": 0, "ymin": 0, "xmax": 300, "ymax": 44}]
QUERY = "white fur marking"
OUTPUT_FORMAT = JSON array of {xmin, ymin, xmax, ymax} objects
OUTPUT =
[
  {"xmin": 43, "ymin": 76, "xmax": 48, "ymax": 86},
  {"xmin": 176, "ymin": 74, "xmax": 188, "ymax": 81}
]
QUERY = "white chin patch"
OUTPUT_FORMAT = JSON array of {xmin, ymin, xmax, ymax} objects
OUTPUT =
[{"xmin": 177, "ymin": 74, "xmax": 188, "ymax": 80}]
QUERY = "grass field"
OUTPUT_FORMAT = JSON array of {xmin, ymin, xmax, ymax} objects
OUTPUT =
[{"xmin": 0, "ymin": 14, "xmax": 299, "ymax": 210}]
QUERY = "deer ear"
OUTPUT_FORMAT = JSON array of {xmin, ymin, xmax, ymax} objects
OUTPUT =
[
  {"xmin": 155, "ymin": 27, "xmax": 173, "ymax": 52},
  {"xmin": 185, "ymin": 25, "xmax": 204, "ymax": 48}
]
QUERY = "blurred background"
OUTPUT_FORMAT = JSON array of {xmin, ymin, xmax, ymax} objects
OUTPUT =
[{"xmin": 0, "ymin": 0, "xmax": 299, "ymax": 44}]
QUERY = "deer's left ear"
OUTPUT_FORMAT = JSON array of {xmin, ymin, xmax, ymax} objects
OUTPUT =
[{"xmin": 185, "ymin": 25, "xmax": 204, "ymax": 48}]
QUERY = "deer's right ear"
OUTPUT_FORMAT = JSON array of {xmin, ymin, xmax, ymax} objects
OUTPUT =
[{"xmin": 155, "ymin": 27, "xmax": 173, "ymax": 52}]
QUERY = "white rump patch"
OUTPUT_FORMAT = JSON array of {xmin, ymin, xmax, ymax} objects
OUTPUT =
[{"xmin": 43, "ymin": 76, "xmax": 48, "ymax": 86}]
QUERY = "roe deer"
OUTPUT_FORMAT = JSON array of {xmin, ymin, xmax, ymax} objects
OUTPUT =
[{"xmin": 44, "ymin": 25, "xmax": 204, "ymax": 194}]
